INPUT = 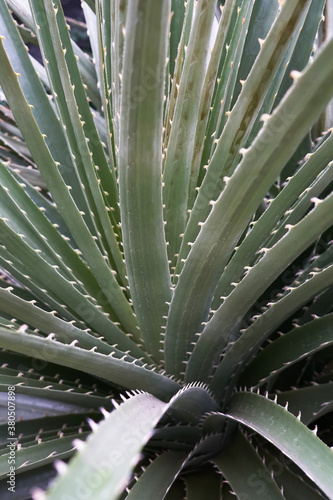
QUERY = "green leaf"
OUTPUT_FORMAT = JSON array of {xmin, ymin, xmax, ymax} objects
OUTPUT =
[
  {"xmin": 0, "ymin": 390, "xmax": 90, "ymax": 422},
  {"xmin": 210, "ymin": 264, "xmax": 333, "ymax": 403},
  {"xmin": 0, "ymin": 220, "xmax": 144, "ymax": 353},
  {"xmin": 175, "ymin": 0, "xmax": 312, "ymax": 275},
  {"xmin": 95, "ymin": 1, "xmax": 117, "ymax": 177},
  {"xmin": 257, "ymin": 440, "xmax": 328, "ymax": 500},
  {"xmin": 126, "ymin": 451, "xmax": 188, "ymax": 499},
  {"xmin": 186, "ymin": 192, "xmax": 333, "ymax": 383},
  {"xmin": 275, "ymin": 0, "xmax": 326, "ymax": 107},
  {"xmin": 163, "ymin": 0, "xmax": 194, "ymax": 155},
  {"xmin": 7, "ymin": 167, "xmax": 74, "ymax": 246},
  {"xmin": 205, "ymin": 0, "xmax": 256, "ymax": 159},
  {"xmin": 275, "ymin": 384, "xmax": 333, "ymax": 426},
  {"xmin": 163, "ymin": 0, "xmax": 217, "ymax": 266},
  {"xmin": 0, "ymin": 433, "xmax": 86, "ymax": 480},
  {"xmin": 150, "ymin": 425, "xmax": 201, "ymax": 451},
  {"xmin": 0, "ymin": 328, "xmax": 180, "ymax": 401},
  {"xmin": 119, "ymin": 0, "xmax": 172, "ymax": 360},
  {"xmin": 267, "ymin": 165, "xmax": 333, "ymax": 249},
  {"xmin": 110, "ymin": 0, "xmax": 127, "ymax": 153},
  {"xmin": 214, "ymin": 428, "xmax": 284, "ymax": 499},
  {"xmin": 167, "ymin": 384, "xmax": 218, "ymax": 426},
  {"xmin": 241, "ymin": 314, "xmax": 333, "ymax": 387},
  {"xmin": 232, "ymin": 0, "xmax": 279, "ymax": 106},
  {"xmin": 0, "ymin": 161, "xmax": 112, "ymax": 305},
  {"xmin": 44, "ymin": 393, "xmax": 169, "ymax": 500},
  {"xmin": 225, "ymin": 391, "xmax": 333, "ymax": 499},
  {"xmin": 165, "ymin": 36, "xmax": 333, "ymax": 379},
  {"xmin": 51, "ymin": 0, "xmax": 119, "ymax": 217},
  {"xmin": 240, "ymin": 0, "xmax": 312, "ymax": 153},
  {"xmin": 211, "ymin": 130, "xmax": 333, "ymax": 306},
  {"xmin": 0, "ymin": 1, "xmax": 332, "ymax": 497},
  {"xmin": 0, "ymin": 377, "xmax": 109, "ymax": 411},
  {"xmin": 0, "ymin": 0, "xmax": 96, "ymax": 237},
  {"xmin": 169, "ymin": 0, "xmax": 186, "ymax": 80},
  {"xmin": 44, "ymin": 383, "xmax": 222, "ymax": 499},
  {"xmin": 188, "ymin": 0, "xmax": 247, "ymax": 214},
  {"xmin": 82, "ymin": 0, "xmax": 95, "ymax": 12},
  {"xmin": 0, "ymin": 267, "xmax": 88, "ymax": 330},
  {"xmin": 0, "ymin": 285, "xmax": 139, "ymax": 358},
  {"xmin": 29, "ymin": 0, "xmax": 123, "ymax": 280},
  {"xmin": 0, "ymin": 37, "xmax": 139, "ymax": 338},
  {"xmin": 0, "ymin": 413, "xmax": 93, "ymax": 446}
]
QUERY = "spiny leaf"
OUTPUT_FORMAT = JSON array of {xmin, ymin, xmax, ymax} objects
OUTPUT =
[
  {"xmin": 241, "ymin": 313, "xmax": 333, "ymax": 387},
  {"xmin": 0, "ymin": 327, "xmax": 180, "ymax": 400},
  {"xmin": 163, "ymin": 0, "xmax": 217, "ymax": 266},
  {"xmin": 214, "ymin": 428, "xmax": 284, "ymax": 499},
  {"xmin": 126, "ymin": 450, "xmax": 188, "ymax": 500},
  {"xmin": 165, "ymin": 36, "xmax": 333, "ymax": 379},
  {"xmin": 119, "ymin": 0, "xmax": 172, "ymax": 361},
  {"xmin": 225, "ymin": 391, "xmax": 333, "ymax": 499}
]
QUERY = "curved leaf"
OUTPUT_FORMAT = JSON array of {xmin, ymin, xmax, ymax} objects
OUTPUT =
[
  {"xmin": 225, "ymin": 391, "xmax": 333, "ymax": 499},
  {"xmin": 44, "ymin": 393, "xmax": 176, "ymax": 499},
  {"xmin": 214, "ymin": 428, "xmax": 284, "ymax": 499},
  {"xmin": 275, "ymin": 384, "xmax": 333, "ymax": 426},
  {"xmin": 210, "ymin": 265, "xmax": 333, "ymax": 402},
  {"xmin": 126, "ymin": 451, "xmax": 188, "ymax": 500},
  {"xmin": 0, "ymin": 37, "xmax": 139, "ymax": 338},
  {"xmin": 241, "ymin": 314, "xmax": 333, "ymax": 387},
  {"xmin": 186, "ymin": 192, "xmax": 333, "ymax": 383},
  {"xmin": 0, "ymin": 328, "xmax": 180, "ymax": 401},
  {"xmin": 165, "ymin": 37, "xmax": 333, "ymax": 379}
]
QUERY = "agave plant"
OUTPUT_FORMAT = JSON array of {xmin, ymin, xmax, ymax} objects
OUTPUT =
[{"xmin": 0, "ymin": 0, "xmax": 332, "ymax": 498}]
